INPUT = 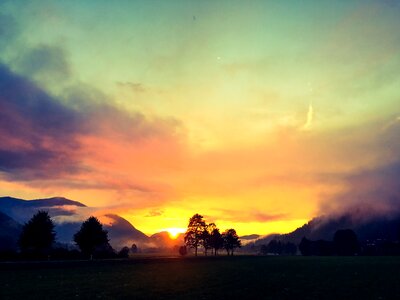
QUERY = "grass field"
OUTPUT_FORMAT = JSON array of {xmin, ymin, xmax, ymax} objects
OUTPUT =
[{"xmin": 1, "ymin": 256, "xmax": 399, "ymax": 299}]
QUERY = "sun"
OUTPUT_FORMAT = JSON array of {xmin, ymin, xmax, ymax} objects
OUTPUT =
[{"xmin": 165, "ymin": 227, "xmax": 186, "ymax": 239}]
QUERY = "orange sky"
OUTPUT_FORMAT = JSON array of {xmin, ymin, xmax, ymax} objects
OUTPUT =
[{"xmin": 1, "ymin": 1, "xmax": 400, "ymax": 236}]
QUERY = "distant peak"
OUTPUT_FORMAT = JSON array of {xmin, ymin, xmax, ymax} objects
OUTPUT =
[{"xmin": 0, "ymin": 196, "xmax": 87, "ymax": 207}]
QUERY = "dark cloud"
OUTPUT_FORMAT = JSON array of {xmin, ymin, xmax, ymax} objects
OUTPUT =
[
  {"xmin": 320, "ymin": 120, "xmax": 400, "ymax": 219},
  {"xmin": 0, "ymin": 64, "xmax": 85, "ymax": 179},
  {"xmin": 0, "ymin": 63, "xmax": 181, "ymax": 182},
  {"xmin": 15, "ymin": 45, "xmax": 71, "ymax": 82}
]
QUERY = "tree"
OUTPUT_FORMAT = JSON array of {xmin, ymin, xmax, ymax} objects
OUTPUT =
[
  {"xmin": 222, "ymin": 229, "xmax": 241, "ymax": 256},
  {"xmin": 179, "ymin": 245, "xmax": 187, "ymax": 256},
  {"xmin": 203, "ymin": 223, "xmax": 217, "ymax": 256},
  {"xmin": 209, "ymin": 227, "xmax": 224, "ymax": 256},
  {"xmin": 118, "ymin": 246, "xmax": 130, "ymax": 258},
  {"xmin": 19, "ymin": 211, "xmax": 55, "ymax": 255},
  {"xmin": 267, "ymin": 239, "xmax": 282, "ymax": 255},
  {"xmin": 283, "ymin": 242, "xmax": 297, "ymax": 255},
  {"xmin": 260, "ymin": 244, "xmax": 268, "ymax": 255},
  {"xmin": 333, "ymin": 229, "xmax": 359, "ymax": 256},
  {"xmin": 184, "ymin": 214, "xmax": 206, "ymax": 256},
  {"xmin": 299, "ymin": 237, "xmax": 313, "ymax": 256},
  {"xmin": 74, "ymin": 216, "xmax": 110, "ymax": 259},
  {"xmin": 131, "ymin": 243, "xmax": 138, "ymax": 254}
]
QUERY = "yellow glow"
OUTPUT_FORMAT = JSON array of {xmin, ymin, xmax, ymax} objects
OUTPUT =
[{"xmin": 164, "ymin": 228, "xmax": 186, "ymax": 239}]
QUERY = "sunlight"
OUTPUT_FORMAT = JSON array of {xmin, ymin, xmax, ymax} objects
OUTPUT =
[{"xmin": 165, "ymin": 227, "xmax": 186, "ymax": 239}]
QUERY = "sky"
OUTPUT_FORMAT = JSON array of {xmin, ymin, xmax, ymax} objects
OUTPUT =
[{"xmin": 1, "ymin": 0, "xmax": 400, "ymax": 236}]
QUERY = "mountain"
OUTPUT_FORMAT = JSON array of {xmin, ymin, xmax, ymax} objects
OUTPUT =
[
  {"xmin": 0, "ymin": 211, "xmax": 22, "ymax": 251},
  {"xmin": 0, "ymin": 196, "xmax": 86, "ymax": 208},
  {"xmin": 0, "ymin": 196, "xmax": 151, "ymax": 250},
  {"xmin": 0, "ymin": 196, "xmax": 86, "ymax": 224},
  {"xmin": 101, "ymin": 214, "xmax": 149, "ymax": 247},
  {"xmin": 241, "ymin": 234, "xmax": 260, "ymax": 240},
  {"xmin": 55, "ymin": 215, "xmax": 150, "ymax": 249},
  {"xmin": 254, "ymin": 213, "xmax": 400, "ymax": 246}
]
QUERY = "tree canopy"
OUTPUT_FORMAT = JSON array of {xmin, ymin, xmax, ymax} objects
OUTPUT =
[
  {"xmin": 184, "ymin": 214, "xmax": 241, "ymax": 256},
  {"xmin": 209, "ymin": 227, "xmax": 224, "ymax": 256},
  {"xmin": 19, "ymin": 210, "xmax": 55, "ymax": 255},
  {"xmin": 184, "ymin": 214, "xmax": 206, "ymax": 256},
  {"xmin": 222, "ymin": 229, "xmax": 241, "ymax": 256},
  {"xmin": 74, "ymin": 216, "xmax": 110, "ymax": 258},
  {"xmin": 334, "ymin": 229, "xmax": 359, "ymax": 256}
]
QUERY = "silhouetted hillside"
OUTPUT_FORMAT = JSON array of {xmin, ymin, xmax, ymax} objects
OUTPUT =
[
  {"xmin": 0, "ymin": 211, "xmax": 22, "ymax": 250},
  {"xmin": 0, "ymin": 196, "xmax": 151, "ymax": 249},
  {"xmin": 254, "ymin": 213, "xmax": 400, "ymax": 246},
  {"xmin": 0, "ymin": 196, "xmax": 86, "ymax": 208},
  {"xmin": 102, "ymin": 214, "xmax": 149, "ymax": 247},
  {"xmin": 0, "ymin": 196, "xmax": 86, "ymax": 223}
]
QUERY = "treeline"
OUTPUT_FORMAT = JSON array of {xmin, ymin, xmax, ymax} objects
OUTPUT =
[
  {"xmin": 1, "ymin": 211, "xmax": 128, "ymax": 260},
  {"xmin": 0, "ymin": 211, "xmax": 242, "ymax": 261},
  {"xmin": 256, "ymin": 229, "xmax": 400, "ymax": 256},
  {"xmin": 259, "ymin": 240, "xmax": 297, "ymax": 256},
  {"xmin": 182, "ymin": 214, "xmax": 241, "ymax": 256},
  {"xmin": 299, "ymin": 229, "xmax": 400, "ymax": 256}
]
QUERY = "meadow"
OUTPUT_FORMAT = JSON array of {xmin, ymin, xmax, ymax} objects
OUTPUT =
[{"xmin": 1, "ymin": 256, "xmax": 399, "ymax": 299}]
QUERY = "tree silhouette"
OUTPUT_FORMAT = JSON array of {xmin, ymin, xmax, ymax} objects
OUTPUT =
[
  {"xmin": 209, "ymin": 227, "xmax": 224, "ymax": 256},
  {"xmin": 260, "ymin": 244, "xmax": 268, "ymax": 255},
  {"xmin": 117, "ymin": 246, "xmax": 130, "ymax": 258},
  {"xmin": 222, "ymin": 229, "xmax": 241, "ymax": 255},
  {"xmin": 203, "ymin": 223, "xmax": 217, "ymax": 256},
  {"xmin": 184, "ymin": 214, "xmax": 206, "ymax": 256},
  {"xmin": 333, "ymin": 229, "xmax": 359, "ymax": 256},
  {"xmin": 267, "ymin": 239, "xmax": 282, "ymax": 255},
  {"xmin": 131, "ymin": 243, "xmax": 138, "ymax": 254},
  {"xmin": 179, "ymin": 245, "xmax": 187, "ymax": 256},
  {"xmin": 74, "ymin": 216, "xmax": 110, "ymax": 259},
  {"xmin": 19, "ymin": 211, "xmax": 55, "ymax": 255}
]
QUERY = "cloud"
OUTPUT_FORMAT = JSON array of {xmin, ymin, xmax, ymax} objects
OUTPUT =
[
  {"xmin": 145, "ymin": 209, "xmax": 164, "ymax": 217},
  {"xmin": 0, "ymin": 63, "xmax": 183, "ymax": 192},
  {"xmin": 319, "ymin": 120, "xmax": 400, "ymax": 219},
  {"xmin": 0, "ymin": 13, "xmax": 19, "ymax": 50},
  {"xmin": 213, "ymin": 208, "xmax": 288, "ymax": 223},
  {"xmin": 0, "ymin": 64, "xmax": 85, "ymax": 179},
  {"xmin": 301, "ymin": 102, "xmax": 314, "ymax": 131},
  {"xmin": 117, "ymin": 81, "xmax": 146, "ymax": 93},
  {"xmin": 14, "ymin": 45, "xmax": 71, "ymax": 83}
]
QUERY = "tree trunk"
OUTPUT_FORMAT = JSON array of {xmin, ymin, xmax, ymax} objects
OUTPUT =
[{"xmin": 195, "ymin": 246, "xmax": 198, "ymax": 256}]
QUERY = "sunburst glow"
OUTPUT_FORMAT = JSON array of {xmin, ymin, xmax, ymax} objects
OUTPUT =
[{"xmin": 165, "ymin": 228, "xmax": 186, "ymax": 239}]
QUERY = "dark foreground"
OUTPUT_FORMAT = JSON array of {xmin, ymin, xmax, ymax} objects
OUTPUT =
[{"xmin": 1, "ymin": 256, "xmax": 399, "ymax": 299}]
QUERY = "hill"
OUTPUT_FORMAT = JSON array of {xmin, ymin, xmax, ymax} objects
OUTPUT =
[
  {"xmin": 0, "ymin": 211, "xmax": 22, "ymax": 251},
  {"xmin": 0, "ymin": 196, "xmax": 86, "ymax": 224},
  {"xmin": 253, "ymin": 212, "xmax": 400, "ymax": 246},
  {"xmin": 0, "ymin": 196, "xmax": 151, "ymax": 250}
]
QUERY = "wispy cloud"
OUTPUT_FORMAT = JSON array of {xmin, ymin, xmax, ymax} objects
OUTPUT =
[{"xmin": 301, "ymin": 102, "xmax": 314, "ymax": 131}]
